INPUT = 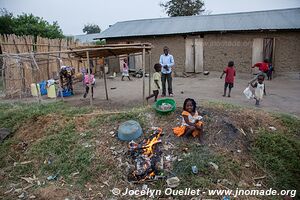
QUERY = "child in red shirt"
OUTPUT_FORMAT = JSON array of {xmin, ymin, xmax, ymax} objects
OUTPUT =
[
  {"xmin": 252, "ymin": 59, "xmax": 269, "ymax": 74},
  {"xmin": 220, "ymin": 61, "xmax": 236, "ymax": 97}
]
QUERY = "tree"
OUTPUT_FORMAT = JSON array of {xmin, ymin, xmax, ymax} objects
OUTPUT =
[
  {"xmin": 160, "ymin": 0, "xmax": 205, "ymax": 17},
  {"xmin": 83, "ymin": 24, "xmax": 101, "ymax": 34},
  {"xmin": 0, "ymin": 9, "xmax": 15, "ymax": 35},
  {"xmin": 0, "ymin": 10, "xmax": 64, "ymax": 39}
]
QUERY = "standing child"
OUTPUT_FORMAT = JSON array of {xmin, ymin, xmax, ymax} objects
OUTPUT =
[
  {"xmin": 267, "ymin": 62, "xmax": 274, "ymax": 80},
  {"xmin": 83, "ymin": 68, "xmax": 95, "ymax": 98},
  {"xmin": 122, "ymin": 58, "xmax": 131, "ymax": 81},
  {"xmin": 220, "ymin": 61, "xmax": 236, "ymax": 97},
  {"xmin": 249, "ymin": 74, "xmax": 265, "ymax": 106},
  {"xmin": 146, "ymin": 63, "xmax": 162, "ymax": 102},
  {"xmin": 173, "ymin": 98, "xmax": 204, "ymax": 138}
]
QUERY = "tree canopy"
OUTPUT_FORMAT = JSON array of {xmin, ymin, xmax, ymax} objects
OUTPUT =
[
  {"xmin": 83, "ymin": 24, "xmax": 101, "ymax": 34},
  {"xmin": 160, "ymin": 0, "xmax": 205, "ymax": 17},
  {"xmin": 0, "ymin": 9, "xmax": 64, "ymax": 39}
]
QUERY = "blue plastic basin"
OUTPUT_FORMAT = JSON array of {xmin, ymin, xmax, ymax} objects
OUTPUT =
[{"xmin": 118, "ymin": 120, "xmax": 142, "ymax": 141}]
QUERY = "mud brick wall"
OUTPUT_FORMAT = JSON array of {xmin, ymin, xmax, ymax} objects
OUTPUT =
[
  {"xmin": 203, "ymin": 32, "xmax": 300, "ymax": 73},
  {"xmin": 107, "ymin": 36, "xmax": 186, "ymax": 74},
  {"xmin": 106, "ymin": 31, "xmax": 300, "ymax": 74}
]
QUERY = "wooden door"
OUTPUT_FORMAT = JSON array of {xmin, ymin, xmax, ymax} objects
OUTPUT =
[
  {"xmin": 194, "ymin": 38, "xmax": 203, "ymax": 73},
  {"xmin": 134, "ymin": 55, "xmax": 142, "ymax": 69},
  {"xmin": 185, "ymin": 38, "xmax": 195, "ymax": 72},
  {"xmin": 252, "ymin": 38, "xmax": 264, "ymax": 73},
  {"xmin": 128, "ymin": 55, "xmax": 135, "ymax": 70}
]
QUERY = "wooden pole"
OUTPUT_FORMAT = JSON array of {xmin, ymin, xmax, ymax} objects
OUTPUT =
[
  {"xmin": 47, "ymin": 43, "xmax": 50, "ymax": 79},
  {"xmin": 103, "ymin": 59, "xmax": 109, "ymax": 100},
  {"xmin": 86, "ymin": 51, "xmax": 93, "ymax": 106},
  {"xmin": 56, "ymin": 60, "xmax": 64, "ymax": 101},
  {"xmin": 29, "ymin": 53, "xmax": 41, "ymax": 103},
  {"xmin": 148, "ymin": 51, "xmax": 152, "ymax": 96},
  {"xmin": 272, "ymin": 37, "xmax": 276, "ymax": 78},
  {"xmin": 32, "ymin": 59, "xmax": 41, "ymax": 104},
  {"xmin": 57, "ymin": 39, "xmax": 64, "ymax": 101},
  {"xmin": 142, "ymin": 46, "xmax": 146, "ymax": 105},
  {"xmin": 1, "ymin": 59, "xmax": 6, "ymax": 95}
]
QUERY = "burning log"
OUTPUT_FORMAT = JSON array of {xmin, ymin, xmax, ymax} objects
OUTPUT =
[{"xmin": 128, "ymin": 127, "xmax": 164, "ymax": 182}]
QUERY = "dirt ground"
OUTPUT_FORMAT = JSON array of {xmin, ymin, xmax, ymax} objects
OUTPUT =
[
  {"xmin": 66, "ymin": 71, "xmax": 300, "ymax": 116},
  {"xmin": 2, "ymin": 71, "xmax": 300, "ymax": 116}
]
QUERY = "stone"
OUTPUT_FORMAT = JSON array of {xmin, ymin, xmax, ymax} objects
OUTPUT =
[{"xmin": 0, "ymin": 128, "xmax": 12, "ymax": 143}]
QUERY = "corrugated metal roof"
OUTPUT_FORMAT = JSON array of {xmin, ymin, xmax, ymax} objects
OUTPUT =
[
  {"xmin": 97, "ymin": 8, "xmax": 300, "ymax": 39},
  {"xmin": 74, "ymin": 33, "xmax": 102, "ymax": 43}
]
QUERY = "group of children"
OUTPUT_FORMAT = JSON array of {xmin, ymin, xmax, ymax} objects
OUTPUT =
[
  {"xmin": 220, "ymin": 59, "xmax": 272, "ymax": 106},
  {"xmin": 144, "ymin": 59, "xmax": 272, "ymax": 139}
]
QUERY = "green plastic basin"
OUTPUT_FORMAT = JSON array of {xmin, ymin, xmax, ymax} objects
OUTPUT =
[{"xmin": 153, "ymin": 98, "xmax": 176, "ymax": 114}]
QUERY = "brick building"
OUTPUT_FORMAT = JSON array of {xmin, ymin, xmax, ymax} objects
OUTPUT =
[{"xmin": 97, "ymin": 8, "xmax": 300, "ymax": 74}]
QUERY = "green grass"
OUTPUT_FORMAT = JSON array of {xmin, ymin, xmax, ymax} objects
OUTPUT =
[
  {"xmin": 1, "ymin": 102, "xmax": 299, "ymax": 199},
  {"xmin": 204, "ymin": 100, "xmax": 243, "ymax": 110},
  {"xmin": 253, "ymin": 113, "xmax": 300, "ymax": 196},
  {"xmin": 89, "ymin": 107, "xmax": 149, "ymax": 128},
  {"xmin": 275, "ymin": 113, "xmax": 300, "ymax": 136},
  {"xmin": 172, "ymin": 144, "xmax": 241, "ymax": 189},
  {"xmin": 0, "ymin": 102, "xmax": 91, "ymax": 132},
  {"xmin": 253, "ymin": 130, "xmax": 300, "ymax": 198},
  {"xmin": 29, "ymin": 122, "xmax": 94, "ymax": 184}
]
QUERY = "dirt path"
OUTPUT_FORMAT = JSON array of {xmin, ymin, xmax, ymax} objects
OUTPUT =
[
  {"xmin": 2, "ymin": 72, "xmax": 300, "ymax": 116},
  {"xmin": 65, "ymin": 72, "xmax": 300, "ymax": 116}
]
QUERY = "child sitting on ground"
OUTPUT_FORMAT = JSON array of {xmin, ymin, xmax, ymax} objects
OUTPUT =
[
  {"xmin": 146, "ymin": 63, "xmax": 162, "ymax": 102},
  {"xmin": 83, "ymin": 68, "xmax": 95, "ymax": 98},
  {"xmin": 173, "ymin": 98, "xmax": 204, "ymax": 138},
  {"xmin": 220, "ymin": 61, "xmax": 236, "ymax": 97},
  {"xmin": 249, "ymin": 74, "xmax": 265, "ymax": 106}
]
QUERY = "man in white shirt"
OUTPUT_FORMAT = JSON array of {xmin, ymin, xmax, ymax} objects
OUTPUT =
[{"xmin": 159, "ymin": 46, "xmax": 175, "ymax": 97}]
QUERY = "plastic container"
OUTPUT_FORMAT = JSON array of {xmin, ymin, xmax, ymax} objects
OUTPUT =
[
  {"xmin": 57, "ymin": 89, "xmax": 73, "ymax": 97},
  {"xmin": 31, "ymin": 83, "xmax": 40, "ymax": 97},
  {"xmin": 39, "ymin": 81, "xmax": 47, "ymax": 96},
  {"xmin": 153, "ymin": 98, "xmax": 176, "ymax": 114},
  {"xmin": 118, "ymin": 120, "xmax": 142, "ymax": 141},
  {"xmin": 47, "ymin": 85, "xmax": 56, "ymax": 98}
]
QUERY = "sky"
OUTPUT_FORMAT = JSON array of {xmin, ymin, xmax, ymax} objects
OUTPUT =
[{"xmin": 1, "ymin": 0, "xmax": 300, "ymax": 35}]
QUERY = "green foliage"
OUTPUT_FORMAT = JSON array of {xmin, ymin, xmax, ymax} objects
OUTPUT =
[
  {"xmin": 83, "ymin": 24, "xmax": 101, "ymax": 34},
  {"xmin": 160, "ymin": 0, "xmax": 205, "ymax": 17},
  {"xmin": 0, "ymin": 9, "xmax": 64, "ymax": 38},
  {"xmin": 0, "ymin": 8, "xmax": 15, "ymax": 35},
  {"xmin": 253, "ymin": 131, "xmax": 300, "ymax": 195}
]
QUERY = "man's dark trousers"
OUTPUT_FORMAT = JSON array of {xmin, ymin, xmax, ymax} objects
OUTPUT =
[{"xmin": 161, "ymin": 72, "xmax": 172, "ymax": 96}]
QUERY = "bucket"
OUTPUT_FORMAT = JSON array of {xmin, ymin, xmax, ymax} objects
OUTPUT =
[
  {"xmin": 31, "ymin": 83, "xmax": 40, "ymax": 97},
  {"xmin": 39, "ymin": 81, "xmax": 47, "ymax": 96},
  {"xmin": 47, "ymin": 85, "xmax": 56, "ymax": 98}
]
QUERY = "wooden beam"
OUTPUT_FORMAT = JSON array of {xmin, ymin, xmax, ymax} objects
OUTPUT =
[
  {"xmin": 86, "ymin": 51, "xmax": 93, "ymax": 106},
  {"xmin": 1, "ymin": 45, "xmax": 152, "ymax": 57},
  {"xmin": 148, "ymin": 51, "xmax": 152, "ymax": 96},
  {"xmin": 47, "ymin": 43, "xmax": 50, "ymax": 79},
  {"xmin": 103, "ymin": 59, "xmax": 109, "ymax": 100},
  {"xmin": 142, "ymin": 46, "xmax": 146, "ymax": 105}
]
